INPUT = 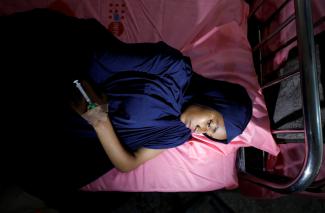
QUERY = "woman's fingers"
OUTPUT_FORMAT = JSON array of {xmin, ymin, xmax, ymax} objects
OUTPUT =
[{"xmin": 81, "ymin": 105, "xmax": 109, "ymax": 126}]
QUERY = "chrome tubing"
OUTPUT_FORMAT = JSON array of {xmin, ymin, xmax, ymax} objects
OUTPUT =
[{"xmin": 240, "ymin": 0, "xmax": 323, "ymax": 193}]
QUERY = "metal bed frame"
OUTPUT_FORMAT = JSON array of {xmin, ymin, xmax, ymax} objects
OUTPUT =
[{"xmin": 238, "ymin": 0, "xmax": 324, "ymax": 194}]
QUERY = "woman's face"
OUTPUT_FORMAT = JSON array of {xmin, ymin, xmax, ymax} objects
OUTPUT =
[{"xmin": 180, "ymin": 104, "xmax": 227, "ymax": 140}]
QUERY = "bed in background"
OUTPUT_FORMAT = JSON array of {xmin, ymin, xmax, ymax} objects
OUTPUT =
[{"xmin": 0, "ymin": 0, "xmax": 280, "ymax": 192}]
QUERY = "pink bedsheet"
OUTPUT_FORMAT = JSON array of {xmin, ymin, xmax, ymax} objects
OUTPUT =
[
  {"xmin": 0, "ymin": 0, "xmax": 279, "ymax": 192},
  {"xmin": 252, "ymin": 0, "xmax": 325, "ymax": 74}
]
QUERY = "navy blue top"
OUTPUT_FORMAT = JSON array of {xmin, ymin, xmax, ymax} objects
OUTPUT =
[
  {"xmin": 74, "ymin": 38, "xmax": 252, "ymax": 150},
  {"xmin": 84, "ymin": 41, "xmax": 193, "ymax": 151}
]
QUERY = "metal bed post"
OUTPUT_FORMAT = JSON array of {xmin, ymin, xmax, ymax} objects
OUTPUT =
[
  {"xmin": 239, "ymin": 0, "xmax": 323, "ymax": 193},
  {"xmin": 294, "ymin": 0, "xmax": 323, "ymax": 190}
]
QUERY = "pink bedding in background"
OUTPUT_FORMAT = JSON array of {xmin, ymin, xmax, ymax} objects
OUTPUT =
[
  {"xmin": 0, "ymin": 0, "xmax": 279, "ymax": 192},
  {"xmin": 252, "ymin": 0, "xmax": 325, "ymax": 74}
]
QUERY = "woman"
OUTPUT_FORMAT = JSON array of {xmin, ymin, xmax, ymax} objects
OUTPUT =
[{"xmin": 1, "ymin": 9, "xmax": 252, "ymax": 193}]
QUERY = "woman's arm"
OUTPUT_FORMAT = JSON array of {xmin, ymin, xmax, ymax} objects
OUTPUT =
[
  {"xmin": 79, "ymin": 106, "xmax": 164, "ymax": 173},
  {"xmin": 71, "ymin": 80, "xmax": 164, "ymax": 172},
  {"xmin": 92, "ymin": 117, "xmax": 164, "ymax": 172}
]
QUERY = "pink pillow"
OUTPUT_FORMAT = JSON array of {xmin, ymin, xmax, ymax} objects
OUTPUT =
[
  {"xmin": 183, "ymin": 22, "xmax": 280, "ymax": 156},
  {"xmin": 82, "ymin": 141, "xmax": 239, "ymax": 192}
]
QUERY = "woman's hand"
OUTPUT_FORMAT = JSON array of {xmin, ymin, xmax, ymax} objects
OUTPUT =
[
  {"xmin": 81, "ymin": 104, "xmax": 109, "ymax": 127},
  {"xmin": 69, "ymin": 81, "xmax": 163, "ymax": 172},
  {"xmin": 70, "ymin": 80, "xmax": 108, "ymax": 126}
]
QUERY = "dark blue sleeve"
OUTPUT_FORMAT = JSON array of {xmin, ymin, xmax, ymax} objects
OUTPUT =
[
  {"xmin": 141, "ymin": 122, "xmax": 192, "ymax": 150},
  {"xmin": 88, "ymin": 41, "xmax": 192, "ymax": 85}
]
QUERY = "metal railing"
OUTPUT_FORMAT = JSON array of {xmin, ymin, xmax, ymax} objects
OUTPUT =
[{"xmin": 239, "ymin": 0, "xmax": 324, "ymax": 193}]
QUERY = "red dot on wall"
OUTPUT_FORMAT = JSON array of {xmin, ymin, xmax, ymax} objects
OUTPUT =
[
  {"xmin": 109, "ymin": 3, "xmax": 113, "ymax": 7},
  {"xmin": 122, "ymin": 4, "xmax": 126, "ymax": 7},
  {"xmin": 121, "ymin": 10, "xmax": 125, "ymax": 13},
  {"xmin": 109, "ymin": 10, "xmax": 112, "ymax": 13},
  {"xmin": 116, "ymin": 4, "xmax": 119, "ymax": 6},
  {"xmin": 115, "ymin": 10, "xmax": 118, "ymax": 13},
  {"xmin": 109, "ymin": 15, "xmax": 112, "ymax": 19},
  {"xmin": 121, "ymin": 16, "xmax": 124, "ymax": 19}
]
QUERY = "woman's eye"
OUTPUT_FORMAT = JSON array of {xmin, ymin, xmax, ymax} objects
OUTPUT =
[{"xmin": 207, "ymin": 120, "xmax": 212, "ymax": 127}]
